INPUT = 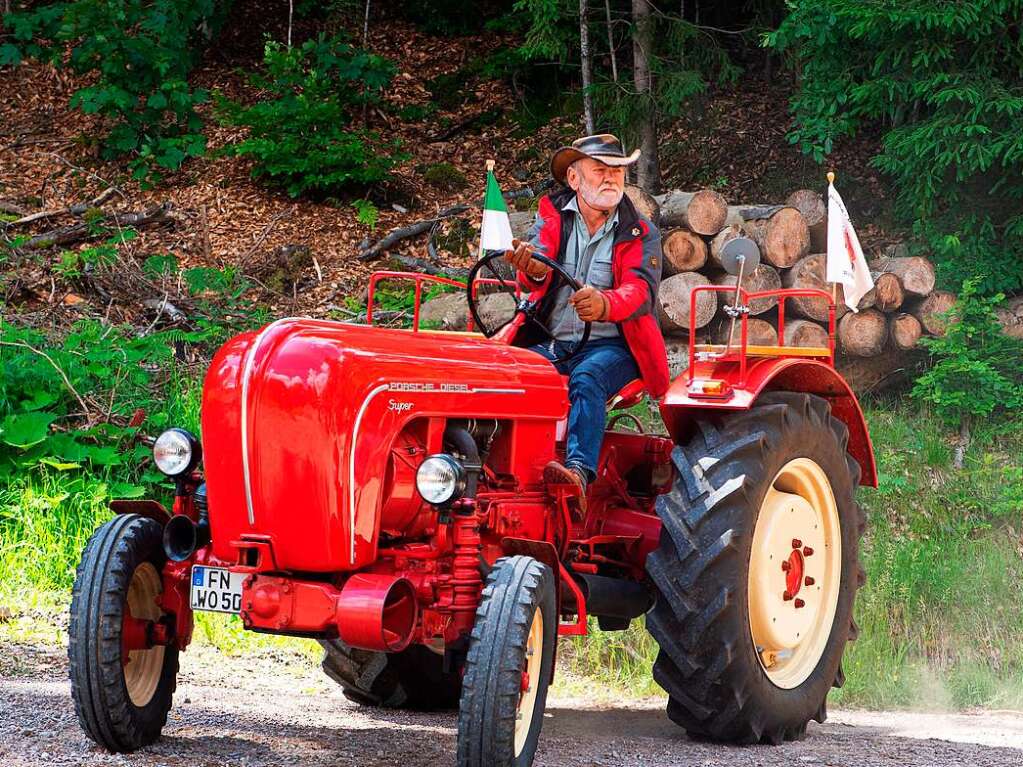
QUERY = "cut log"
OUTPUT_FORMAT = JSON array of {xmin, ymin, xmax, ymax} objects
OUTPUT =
[
  {"xmin": 657, "ymin": 272, "xmax": 717, "ymax": 333},
  {"xmin": 996, "ymin": 295, "xmax": 1023, "ymax": 340},
  {"xmin": 868, "ymin": 255, "xmax": 936, "ymax": 298},
  {"xmin": 708, "ymin": 223, "xmax": 746, "ymax": 269},
  {"xmin": 783, "ymin": 318, "xmax": 829, "ymax": 349},
  {"xmin": 711, "ymin": 264, "xmax": 782, "ymax": 315},
  {"xmin": 838, "ymin": 308, "xmax": 888, "ymax": 357},
  {"xmin": 872, "ymin": 272, "xmax": 905, "ymax": 313},
  {"xmin": 889, "ymin": 312, "xmax": 922, "ymax": 350},
  {"xmin": 743, "ymin": 206, "xmax": 810, "ymax": 269},
  {"xmin": 661, "ymin": 228, "xmax": 708, "ymax": 275},
  {"xmin": 711, "ymin": 317, "xmax": 777, "ymax": 346},
  {"xmin": 837, "ymin": 344, "xmax": 923, "ymax": 393},
  {"xmin": 782, "ymin": 253, "xmax": 849, "ymax": 322},
  {"xmin": 786, "ymin": 189, "xmax": 827, "ymax": 253},
  {"xmin": 657, "ymin": 189, "xmax": 728, "ymax": 235},
  {"xmin": 910, "ymin": 290, "xmax": 956, "ymax": 335},
  {"xmin": 625, "ymin": 184, "xmax": 660, "ymax": 225}
]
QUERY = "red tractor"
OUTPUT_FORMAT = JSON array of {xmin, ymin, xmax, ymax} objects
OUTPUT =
[{"xmin": 69, "ymin": 239, "xmax": 874, "ymax": 767}]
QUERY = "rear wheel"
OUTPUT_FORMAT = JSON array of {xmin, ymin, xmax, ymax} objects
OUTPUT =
[
  {"xmin": 318, "ymin": 639, "xmax": 462, "ymax": 709},
  {"xmin": 645, "ymin": 391, "xmax": 866, "ymax": 744},
  {"xmin": 68, "ymin": 514, "xmax": 179, "ymax": 752}
]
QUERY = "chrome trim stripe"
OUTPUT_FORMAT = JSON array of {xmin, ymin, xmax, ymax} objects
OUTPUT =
[
  {"xmin": 240, "ymin": 317, "xmax": 302, "ymax": 526},
  {"xmin": 349, "ymin": 383, "xmax": 390, "ymax": 561}
]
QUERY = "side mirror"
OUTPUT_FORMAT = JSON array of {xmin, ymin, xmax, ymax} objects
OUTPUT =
[{"xmin": 719, "ymin": 237, "xmax": 761, "ymax": 276}]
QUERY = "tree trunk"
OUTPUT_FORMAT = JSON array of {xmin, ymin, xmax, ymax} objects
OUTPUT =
[
  {"xmin": 910, "ymin": 290, "xmax": 956, "ymax": 335},
  {"xmin": 868, "ymin": 255, "xmax": 936, "ymax": 298},
  {"xmin": 711, "ymin": 317, "xmax": 777, "ymax": 346},
  {"xmin": 657, "ymin": 271, "xmax": 716, "ymax": 333},
  {"xmin": 657, "ymin": 189, "xmax": 728, "ymax": 234},
  {"xmin": 661, "ymin": 229, "xmax": 708, "ymax": 274},
  {"xmin": 710, "ymin": 263, "xmax": 782, "ymax": 315},
  {"xmin": 604, "ymin": 0, "xmax": 619, "ymax": 83},
  {"xmin": 838, "ymin": 308, "xmax": 888, "ymax": 357},
  {"xmin": 580, "ymin": 0, "xmax": 595, "ymax": 134},
  {"xmin": 782, "ymin": 253, "xmax": 849, "ymax": 322},
  {"xmin": 889, "ymin": 312, "xmax": 922, "ymax": 350},
  {"xmin": 783, "ymin": 318, "xmax": 829, "ymax": 349},
  {"xmin": 743, "ymin": 206, "xmax": 810, "ymax": 268},
  {"xmin": 632, "ymin": 0, "xmax": 660, "ymax": 193},
  {"xmin": 625, "ymin": 184, "xmax": 660, "ymax": 224},
  {"xmin": 785, "ymin": 189, "xmax": 827, "ymax": 252}
]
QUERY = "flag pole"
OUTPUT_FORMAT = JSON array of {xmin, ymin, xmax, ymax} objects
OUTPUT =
[{"xmin": 827, "ymin": 170, "xmax": 837, "ymax": 305}]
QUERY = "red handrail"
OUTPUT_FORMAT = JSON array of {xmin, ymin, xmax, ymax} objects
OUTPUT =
[{"xmin": 687, "ymin": 285, "xmax": 837, "ymax": 388}]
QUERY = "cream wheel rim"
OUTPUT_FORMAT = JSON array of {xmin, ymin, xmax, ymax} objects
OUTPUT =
[
  {"xmin": 124, "ymin": 561, "xmax": 166, "ymax": 707},
  {"xmin": 748, "ymin": 457, "xmax": 841, "ymax": 689},
  {"xmin": 513, "ymin": 607, "xmax": 544, "ymax": 757}
]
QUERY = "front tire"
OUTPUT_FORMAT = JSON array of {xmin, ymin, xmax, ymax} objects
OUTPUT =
[
  {"xmin": 457, "ymin": 555, "xmax": 557, "ymax": 767},
  {"xmin": 68, "ymin": 514, "xmax": 179, "ymax": 752},
  {"xmin": 645, "ymin": 392, "xmax": 866, "ymax": 744}
]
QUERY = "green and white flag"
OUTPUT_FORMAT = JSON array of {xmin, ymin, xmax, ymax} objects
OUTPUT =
[{"xmin": 480, "ymin": 168, "xmax": 514, "ymax": 254}]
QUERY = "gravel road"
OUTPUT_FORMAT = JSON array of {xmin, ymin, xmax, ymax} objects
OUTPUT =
[{"xmin": 3, "ymin": 638, "xmax": 1023, "ymax": 767}]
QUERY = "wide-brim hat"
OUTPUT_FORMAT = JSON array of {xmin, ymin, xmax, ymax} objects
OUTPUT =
[{"xmin": 550, "ymin": 133, "xmax": 641, "ymax": 184}]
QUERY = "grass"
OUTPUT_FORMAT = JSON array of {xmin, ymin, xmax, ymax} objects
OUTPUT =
[{"xmin": 2, "ymin": 367, "xmax": 1022, "ymax": 709}]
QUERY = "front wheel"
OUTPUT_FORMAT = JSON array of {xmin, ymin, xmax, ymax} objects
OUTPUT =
[
  {"xmin": 457, "ymin": 555, "xmax": 557, "ymax": 767},
  {"xmin": 68, "ymin": 514, "xmax": 179, "ymax": 752},
  {"xmin": 645, "ymin": 392, "xmax": 866, "ymax": 744}
]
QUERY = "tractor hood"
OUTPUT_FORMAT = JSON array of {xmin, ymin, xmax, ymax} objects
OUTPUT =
[{"xmin": 201, "ymin": 319, "xmax": 566, "ymax": 571}]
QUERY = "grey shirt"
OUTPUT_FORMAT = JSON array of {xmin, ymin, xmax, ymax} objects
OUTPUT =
[{"xmin": 548, "ymin": 196, "xmax": 620, "ymax": 343}]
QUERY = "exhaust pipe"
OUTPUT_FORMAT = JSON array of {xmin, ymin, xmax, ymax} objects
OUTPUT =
[
  {"xmin": 336, "ymin": 574, "xmax": 418, "ymax": 652},
  {"xmin": 575, "ymin": 573, "xmax": 654, "ymax": 620}
]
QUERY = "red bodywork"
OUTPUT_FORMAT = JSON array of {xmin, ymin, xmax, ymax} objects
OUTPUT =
[{"xmin": 123, "ymin": 272, "xmax": 874, "ymax": 657}]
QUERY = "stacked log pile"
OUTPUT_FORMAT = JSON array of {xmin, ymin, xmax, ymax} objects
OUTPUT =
[{"xmin": 510, "ymin": 187, "xmax": 949, "ymax": 391}]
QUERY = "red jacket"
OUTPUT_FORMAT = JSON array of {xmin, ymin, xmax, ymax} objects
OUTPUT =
[{"xmin": 516, "ymin": 188, "xmax": 670, "ymax": 399}]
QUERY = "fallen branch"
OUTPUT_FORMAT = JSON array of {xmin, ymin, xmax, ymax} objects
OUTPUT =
[
  {"xmin": 6, "ymin": 187, "xmax": 119, "ymax": 228},
  {"xmin": 388, "ymin": 253, "xmax": 469, "ymax": 280},
  {"xmin": 358, "ymin": 204, "xmax": 468, "ymax": 261},
  {"xmin": 22, "ymin": 203, "xmax": 173, "ymax": 250}
]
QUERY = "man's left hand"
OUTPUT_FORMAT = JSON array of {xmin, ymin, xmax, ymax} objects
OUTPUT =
[{"xmin": 570, "ymin": 286, "xmax": 610, "ymax": 322}]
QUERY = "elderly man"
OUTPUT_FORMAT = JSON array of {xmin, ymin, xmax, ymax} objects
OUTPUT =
[{"xmin": 504, "ymin": 134, "xmax": 669, "ymax": 506}]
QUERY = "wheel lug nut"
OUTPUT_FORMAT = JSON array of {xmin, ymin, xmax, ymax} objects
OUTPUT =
[
  {"xmin": 781, "ymin": 561, "xmax": 791, "ymax": 572},
  {"xmin": 804, "ymin": 576, "xmax": 815, "ymax": 586},
  {"xmin": 792, "ymin": 539, "xmax": 802, "ymax": 549},
  {"xmin": 782, "ymin": 590, "xmax": 793, "ymax": 601},
  {"xmin": 803, "ymin": 546, "xmax": 814, "ymax": 557},
  {"xmin": 794, "ymin": 598, "xmax": 805, "ymax": 609}
]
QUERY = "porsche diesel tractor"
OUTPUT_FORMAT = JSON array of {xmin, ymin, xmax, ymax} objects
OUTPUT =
[{"xmin": 69, "ymin": 239, "xmax": 874, "ymax": 767}]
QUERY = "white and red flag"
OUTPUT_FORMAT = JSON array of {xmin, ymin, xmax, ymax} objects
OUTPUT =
[{"xmin": 826, "ymin": 176, "xmax": 874, "ymax": 312}]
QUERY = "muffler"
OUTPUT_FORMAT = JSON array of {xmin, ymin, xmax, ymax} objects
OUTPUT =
[
  {"xmin": 336, "ymin": 574, "xmax": 418, "ymax": 652},
  {"xmin": 575, "ymin": 573, "xmax": 654, "ymax": 620}
]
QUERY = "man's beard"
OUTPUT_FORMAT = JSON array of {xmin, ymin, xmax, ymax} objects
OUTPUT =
[{"xmin": 577, "ymin": 174, "xmax": 624, "ymax": 211}]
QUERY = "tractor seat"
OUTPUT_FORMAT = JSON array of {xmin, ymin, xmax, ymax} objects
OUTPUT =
[{"xmin": 608, "ymin": 378, "xmax": 646, "ymax": 410}]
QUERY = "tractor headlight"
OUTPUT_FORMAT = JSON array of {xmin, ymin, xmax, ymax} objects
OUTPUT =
[
  {"xmin": 415, "ymin": 454, "xmax": 466, "ymax": 506},
  {"xmin": 153, "ymin": 428, "xmax": 201, "ymax": 477}
]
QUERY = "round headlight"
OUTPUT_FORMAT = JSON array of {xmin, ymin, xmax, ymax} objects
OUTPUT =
[
  {"xmin": 153, "ymin": 428, "xmax": 201, "ymax": 477},
  {"xmin": 415, "ymin": 454, "xmax": 466, "ymax": 506}
]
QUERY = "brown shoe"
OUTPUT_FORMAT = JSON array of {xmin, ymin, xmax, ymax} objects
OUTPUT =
[{"xmin": 544, "ymin": 461, "xmax": 587, "ymax": 517}]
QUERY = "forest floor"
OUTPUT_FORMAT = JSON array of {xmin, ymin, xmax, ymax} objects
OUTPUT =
[{"xmin": 4, "ymin": 636, "xmax": 1023, "ymax": 767}]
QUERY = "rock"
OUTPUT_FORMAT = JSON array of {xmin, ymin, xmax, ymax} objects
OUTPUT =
[{"xmin": 418, "ymin": 291, "xmax": 516, "ymax": 332}]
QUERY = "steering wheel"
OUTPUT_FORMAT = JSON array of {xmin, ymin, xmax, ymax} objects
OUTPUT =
[{"xmin": 466, "ymin": 250, "xmax": 591, "ymax": 364}]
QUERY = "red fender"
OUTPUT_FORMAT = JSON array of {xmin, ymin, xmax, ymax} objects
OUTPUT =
[{"xmin": 659, "ymin": 357, "xmax": 877, "ymax": 488}]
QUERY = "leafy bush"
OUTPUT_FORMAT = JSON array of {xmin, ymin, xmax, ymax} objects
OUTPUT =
[
  {"xmin": 2, "ymin": 1, "xmax": 230, "ymax": 182},
  {"xmin": 911, "ymin": 280, "xmax": 1023, "ymax": 426},
  {"xmin": 768, "ymin": 1, "xmax": 1023, "ymax": 293},
  {"xmin": 218, "ymin": 34, "xmax": 406, "ymax": 198}
]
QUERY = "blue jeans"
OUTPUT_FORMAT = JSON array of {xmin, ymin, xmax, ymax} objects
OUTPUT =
[{"xmin": 529, "ymin": 337, "xmax": 640, "ymax": 479}]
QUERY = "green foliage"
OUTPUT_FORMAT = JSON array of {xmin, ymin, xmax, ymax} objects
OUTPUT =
[
  {"xmin": 2, "ymin": 1, "xmax": 230, "ymax": 183},
  {"xmin": 768, "ymin": 1, "xmax": 1023, "ymax": 293},
  {"xmin": 218, "ymin": 34, "xmax": 406, "ymax": 198},
  {"xmin": 422, "ymin": 162, "xmax": 468, "ymax": 191},
  {"xmin": 911, "ymin": 280, "xmax": 1023, "ymax": 425},
  {"xmin": 351, "ymin": 198, "xmax": 379, "ymax": 231}
]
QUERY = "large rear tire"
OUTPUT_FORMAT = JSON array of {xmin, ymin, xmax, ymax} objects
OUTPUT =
[
  {"xmin": 645, "ymin": 391, "xmax": 866, "ymax": 744},
  {"xmin": 318, "ymin": 639, "xmax": 462, "ymax": 710},
  {"xmin": 68, "ymin": 514, "xmax": 179, "ymax": 752}
]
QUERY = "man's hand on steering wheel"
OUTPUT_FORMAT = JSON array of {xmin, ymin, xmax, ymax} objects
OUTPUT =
[
  {"xmin": 503, "ymin": 238, "xmax": 550, "ymax": 281},
  {"xmin": 569, "ymin": 286, "xmax": 610, "ymax": 322}
]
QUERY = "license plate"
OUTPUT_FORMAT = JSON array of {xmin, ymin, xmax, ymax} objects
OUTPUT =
[{"xmin": 190, "ymin": 566, "xmax": 245, "ymax": 614}]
